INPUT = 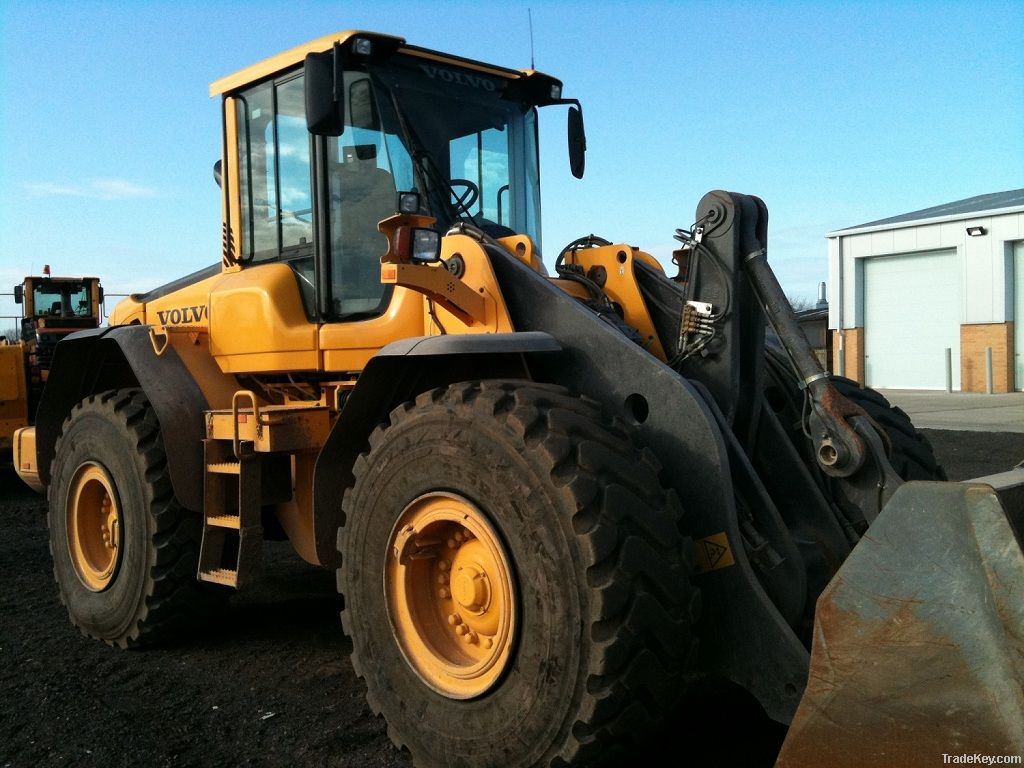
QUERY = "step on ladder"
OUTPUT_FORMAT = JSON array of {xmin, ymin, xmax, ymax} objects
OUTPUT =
[{"xmin": 198, "ymin": 391, "xmax": 263, "ymax": 588}]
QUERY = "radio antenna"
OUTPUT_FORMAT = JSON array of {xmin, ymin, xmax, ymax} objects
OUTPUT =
[{"xmin": 528, "ymin": 8, "xmax": 535, "ymax": 69}]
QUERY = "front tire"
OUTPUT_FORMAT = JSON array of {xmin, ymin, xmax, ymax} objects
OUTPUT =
[
  {"xmin": 48, "ymin": 389, "xmax": 216, "ymax": 648},
  {"xmin": 338, "ymin": 380, "xmax": 699, "ymax": 768}
]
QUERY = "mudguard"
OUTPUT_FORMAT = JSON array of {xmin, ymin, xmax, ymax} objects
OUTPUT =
[
  {"xmin": 311, "ymin": 332, "xmax": 562, "ymax": 566},
  {"xmin": 33, "ymin": 325, "xmax": 208, "ymax": 512},
  {"xmin": 776, "ymin": 470, "xmax": 1024, "ymax": 767}
]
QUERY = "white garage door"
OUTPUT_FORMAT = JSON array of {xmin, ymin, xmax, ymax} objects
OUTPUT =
[
  {"xmin": 1015, "ymin": 241, "xmax": 1024, "ymax": 391},
  {"xmin": 863, "ymin": 250, "xmax": 960, "ymax": 389}
]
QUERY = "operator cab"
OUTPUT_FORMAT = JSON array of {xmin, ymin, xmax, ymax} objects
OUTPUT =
[
  {"xmin": 216, "ymin": 32, "xmax": 582, "ymax": 325},
  {"xmin": 14, "ymin": 274, "xmax": 103, "ymax": 340}
]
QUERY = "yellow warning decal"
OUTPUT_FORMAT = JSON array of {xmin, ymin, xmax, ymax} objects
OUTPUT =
[{"xmin": 694, "ymin": 532, "xmax": 735, "ymax": 573}]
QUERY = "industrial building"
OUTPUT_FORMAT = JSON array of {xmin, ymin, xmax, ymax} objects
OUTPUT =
[{"xmin": 828, "ymin": 189, "xmax": 1024, "ymax": 392}]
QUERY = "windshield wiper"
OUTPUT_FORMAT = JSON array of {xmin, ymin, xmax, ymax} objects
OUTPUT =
[{"xmin": 370, "ymin": 73, "xmax": 465, "ymax": 227}]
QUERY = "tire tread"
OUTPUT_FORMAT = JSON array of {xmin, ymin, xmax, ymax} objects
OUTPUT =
[
  {"xmin": 337, "ymin": 380, "xmax": 698, "ymax": 768},
  {"xmin": 830, "ymin": 377, "xmax": 947, "ymax": 481},
  {"xmin": 49, "ymin": 388, "xmax": 220, "ymax": 648}
]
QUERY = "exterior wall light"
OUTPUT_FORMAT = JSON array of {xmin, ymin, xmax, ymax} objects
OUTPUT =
[{"xmin": 966, "ymin": 226, "xmax": 987, "ymax": 236}]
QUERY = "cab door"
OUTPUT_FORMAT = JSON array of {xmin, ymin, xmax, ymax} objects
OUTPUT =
[
  {"xmin": 212, "ymin": 73, "xmax": 320, "ymax": 373},
  {"xmin": 314, "ymin": 73, "xmax": 424, "ymax": 373}
]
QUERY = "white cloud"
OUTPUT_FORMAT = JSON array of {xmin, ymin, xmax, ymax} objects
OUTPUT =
[
  {"xmin": 91, "ymin": 178, "xmax": 158, "ymax": 199},
  {"xmin": 278, "ymin": 141, "xmax": 309, "ymax": 161},
  {"xmin": 24, "ymin": 178, "xmax": 159, "ymax": 200},
  {"xmin": 24, "ymin": 182, "xmax": 89, "ymax": 197},
  {"xmin": 279, "ymin": 185, "xmax": 310, "ymax": 207}
]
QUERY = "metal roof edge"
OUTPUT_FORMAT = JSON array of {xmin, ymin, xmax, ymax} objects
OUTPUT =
[
  {"xmin": 208, "ymin": 31, "xmax": 533, "ymax": 98},
  {"xmin": 826, "ymin": 204, "xmax": 1024, "ymax": 238},
  {"xmin": 209, "ymin": 31, "xmax": 404, "ymax": 97}
]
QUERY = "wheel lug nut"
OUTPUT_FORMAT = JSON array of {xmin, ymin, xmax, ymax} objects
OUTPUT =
[
  {"xmin": 447, "ymin": 538, "xmax": 457, "ymax": 549},
  {"xmin": 437, "ymin": 574, "xmax": 449, "ymax": 585},
  {"xmin": 438, "ymin": 560, "xmax": 449, "ymax": 571},
  {"xmin": 462, "ymin": 630, "xmax": 477, "ymax": 645},
  {"xmin": 483, "ymin": 637, "xmax": 493, "ymax": 649},
  {"xmin": 455, "ymin": 624, "xmax": 468, "ymax": 636},
  {"xmin": 454, "ymin": 531, "xmax": 464, "ymax": 542},
  {"xmin": 447, "ymin": 613, "xmax": 461, "ymax": 626},
  {"xmin": 438, "ymin": 587, "xmax": 450, "ymax": 599}
]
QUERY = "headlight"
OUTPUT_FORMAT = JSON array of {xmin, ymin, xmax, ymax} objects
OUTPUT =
[{"xmin": 411, "ymin": 229, "xmax": 441, "ymax": 263}]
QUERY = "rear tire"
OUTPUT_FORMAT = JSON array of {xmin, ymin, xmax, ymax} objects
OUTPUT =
[
  {"xmin": 48, "ymin": 388, "xmax": 218, "ymax": 648},
  {"xmin": 338, "ymin": 380, "xmax": 699, "ymax": 768},
  {"xmin": 829, "ymin": 376, "xmax": 946, "ymax": 481},
  {"xmin": 763, "ymin": 343, "xmax": 945, "ymax": 482}
]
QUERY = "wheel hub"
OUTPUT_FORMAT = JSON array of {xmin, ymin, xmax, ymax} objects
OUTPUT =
[
  {"xmin": 385, "ymin": 493, "xmax": 516, "ymax": 699},
  {"xmin": 66, "ymin": 462, "xmax": 122, "ymax": 592},
  {"xmin": 453, "ymin": 564, "xmax": 490, "ymax": 614}
]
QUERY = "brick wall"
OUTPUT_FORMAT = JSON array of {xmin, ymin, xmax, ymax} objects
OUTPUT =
[
  {"xmin": 960, "ymin": 322, "xmax": 1014, "ymax": 393},
  {"xmin": 831, "ymin": 327, "xmax": 864, "ymax": 383}
]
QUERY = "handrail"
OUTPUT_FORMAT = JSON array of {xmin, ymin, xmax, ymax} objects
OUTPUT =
[
  {"xmin": 231, "ymin": 390, "xmax": 259, "ymax": 459},
  {"xmin": 148, "ymin": 326, "xmax": 169, "ymax": 356}
]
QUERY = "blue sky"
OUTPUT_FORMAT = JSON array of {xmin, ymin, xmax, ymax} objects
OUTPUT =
[{"xmin": 2, "ymin": 0, "xmax": 1022, "ymax": 328}]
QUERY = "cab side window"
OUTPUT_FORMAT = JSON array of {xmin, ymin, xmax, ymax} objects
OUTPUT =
[
  {"xmin": 449, "ymin": 126, "xmax": 511, "ymax": 226},
  {"xmin": 275, "ymin": 78, "xmax": 313, "ymax": 250},
  {"xmin": 235, "ymin": 76, "xmax": 315, "ymax": 311}
]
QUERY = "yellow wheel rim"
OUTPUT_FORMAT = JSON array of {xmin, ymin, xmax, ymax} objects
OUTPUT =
[
  {"xmin": 66, "ymin": 462, "xmax": 122, "ymax": 592},
  {"xmin": 385, "ymin": 493, "xmax": 517, "ymax": 700}
]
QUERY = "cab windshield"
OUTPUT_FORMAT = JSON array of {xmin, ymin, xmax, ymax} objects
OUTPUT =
[
  {"xmin": 367, "ymin": 55, "xmax": 541, "ymax": 237},
  {"xmin": 323, "ymin": 55, "xmax": 542, "ymax": 317},
  {"xmin": 32, "ymin": 280, "xmax": 92, "ymax": 319}
]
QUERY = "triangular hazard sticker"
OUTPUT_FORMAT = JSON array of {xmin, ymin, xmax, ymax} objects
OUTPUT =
[{"xmin": 701, "ymin": 539, "xmax": 727, "ymax": 569}]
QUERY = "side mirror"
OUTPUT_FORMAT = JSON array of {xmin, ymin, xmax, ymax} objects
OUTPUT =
[
  {"xmin": 98, "ymin": 286, "xmax": 105, "ymax": 304},
  {"xmin": 213, "ymin": 160, "xmax": 222, "ymax": 189},
  {"xmin": 13, "ymin": 285, "xmax": 22, "ymax": 304},
  {"xmin": 305, "ymin": 48, "xmax": 345, "ymax": 136},
  {"xmin": 568, "ymin": 105, "xmax": 586, "ymax": 179}
]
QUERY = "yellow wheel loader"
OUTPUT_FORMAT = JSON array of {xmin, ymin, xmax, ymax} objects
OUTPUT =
[
  {"xmin": 1, "ymin": 270, "xmax": 103, "ymax": 457},
  {"xmin": 13, "ymin": 32, "xmax": 1024, "ymax": 767}
]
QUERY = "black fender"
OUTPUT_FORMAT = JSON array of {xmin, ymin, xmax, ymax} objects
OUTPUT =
[
  {"xmin": 311, "ymin": 331, "xmax": 561, "ymax": 566},
  {"xmin": 34, "ymin": 325, "xmax": 208, "ymax": 512}
]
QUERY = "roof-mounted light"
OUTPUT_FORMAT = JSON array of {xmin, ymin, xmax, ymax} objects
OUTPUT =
[
  {"xmin": 353, "ymin": 37, "xmax": 373, "ymax": 56},
  {"xmin": 506, "ymin": 71, "xmax": 566, "ymax": 107},
  {"xmin": 398, "ymin": 191, "xmax": 421, "ymax": 214}
]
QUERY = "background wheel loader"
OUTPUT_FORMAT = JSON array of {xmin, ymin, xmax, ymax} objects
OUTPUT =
[
  {"xmin": 13, "ymin": 31, "xmax": 1024, "ymax": 767},
  {"xmin": 1, "ymin": 269, "xmax": 103, "ymax": 459}
]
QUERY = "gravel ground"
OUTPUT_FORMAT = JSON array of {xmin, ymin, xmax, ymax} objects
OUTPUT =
[
  {"xmin": 923, "ymin": 428, "xmax": 1024, "ymax": 481},
  {"xmin": 1, "ymin": 429, "xmax": 1020, "ymax": 768}
]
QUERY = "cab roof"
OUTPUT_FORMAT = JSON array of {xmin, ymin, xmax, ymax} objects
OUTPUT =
[
  {"xmin": 209, "ymin": 30, "xmax": 550, "ymax": 97},
  {"xmin": 25, "ymin": 276, "xmax": 100, "ymax": 283}
]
